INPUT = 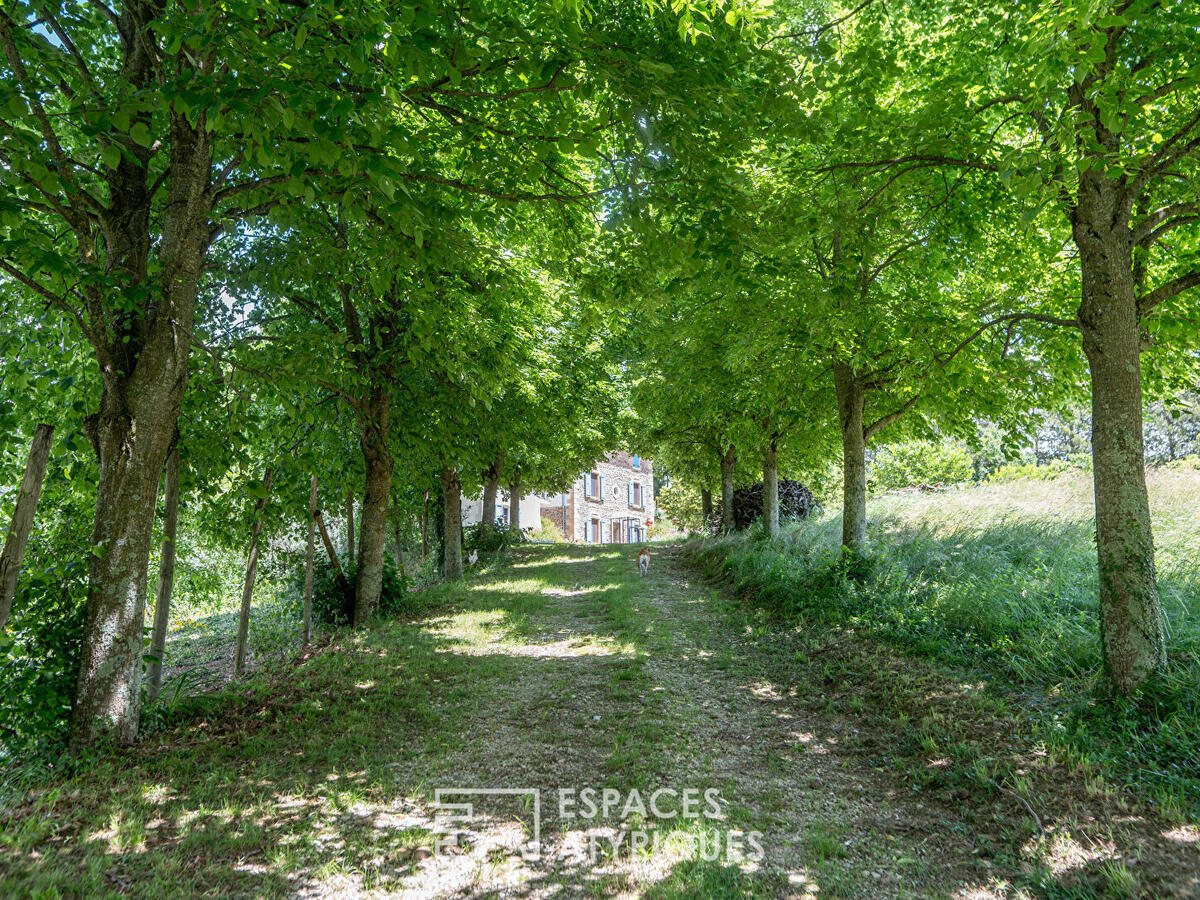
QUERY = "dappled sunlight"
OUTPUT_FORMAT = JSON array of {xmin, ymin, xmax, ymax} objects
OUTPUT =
[
  {"xmin": 8, "ymin": 544, "xmax": 1197, "ymax": 899},
  {"xmin": 437, "ymin": 637, "xmax": 636, "ymax": 659}
]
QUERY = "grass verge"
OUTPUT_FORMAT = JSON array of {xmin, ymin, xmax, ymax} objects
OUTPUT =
[{"xmin": 686, "ymin": 466, "xmax": 1200, "ymax": 821}]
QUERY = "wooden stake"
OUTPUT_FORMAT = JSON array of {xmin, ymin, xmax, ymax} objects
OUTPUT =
[
  {"xmin": 303, "ymin": 475, "xmax": 317, "ymax": 645},
  {"xmin": 234, "ymin": 468, "xmax": 274, "ymax": 677},
  {"xmin": 0, "ymin": 423, "xmax": 54, "ymax": 632}
]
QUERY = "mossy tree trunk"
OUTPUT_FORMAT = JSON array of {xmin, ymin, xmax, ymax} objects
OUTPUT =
[
  {"xmin": 1074, "ymin": 174, "xmax": 1166, "ymax": 695},
  {"xmin": 508, "ymin": 469, "xmax": 522, "ymax": 532},
  {"xmin": 345, "ymin": 488, "xmax": 355, "ymax": 568},
  {"xmin": 353, "ymin": 386, "xmax": 392, "ymax": 626},
  {"xmin": 303, "ymin": 475, "xmax": 316, "ymax": 645},
  {"xmin": 234, "ymin": 468, "xmax": 274, "ymax": 678},
  {"xmin": 762, "ymin": 440, "xmax": 779, "ymax": 538}
]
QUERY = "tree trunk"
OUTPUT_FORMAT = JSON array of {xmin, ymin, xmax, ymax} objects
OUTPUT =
[
  {"xmin": 314, "ymin": 509, "xmax": 353, "ymax": 601},
  {"xmin": 1074, "ymin": 180, "xmax": 1166, "ymax": 695},
  {"xmin": 762, "ymin": 441, "xmax": 779, "ymax": 538},
  {"xmin": 719, "ymin": 445, "xmax": 736, "ymax": 535},
  {"xmin": 834, "ymin": 364, "xmax": 868, "ymax": 550},
  {"xmin": 345, "ymin": 488, "xmax": 355, "ymax": 567},
  {"xmin": 509, "ymin": 469, "xmax": 522, "ymax": 532},
  {"xmin": 421, "ymin": 490, "xmax": 429, "ymax": 558},
  {"xmin": 0, "ymin": 423, "xmax": 54, "ymax": 631},
  {"xmin": 234, "ymin": 468, "xmax": 274, "ymax": 678},
  {"xmin": 434, "ymin": 489, "xmax": 445, "ymax": 570},
  {"xmin": 146, "ymin": 443, "xmax": 179, "ymax": 701},
  {"xmin": 392, "ymin": 513, "xmax": 405, "ymax": 569},
  {"xmin": 441, "ymin": 466, "xmax": 463, "ymax": 580},
  {"xmin": 69, "ymin": 104, "xmax": 212, "ymax": 750},
  {"xmin": 353, "ymin": 391, "xmax": 393, "ymax": 626},
  {"xmin": 315, "ymin": 510, "xmax": 341, "ymax": 575},
  {"xmin": 303, "ymin": 475, "xmax": 317, "ymax": 645},
  {"xmin": 700, "ymin": 488, "xmax": 713, "ymax": 527},
  {"xmin": 70, "ymin": 364, "xmax": 191, "ymax": 748},
  {"xmin": 480, "ymin": 452, "xmax": 504, "ymax": 531}
]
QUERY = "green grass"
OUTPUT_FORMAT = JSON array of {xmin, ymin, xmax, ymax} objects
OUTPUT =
[
  {"xmin": 689, "ymin": 463, "xmax": 1200, "ymax": 819},
  {"xmin": 0, "ymin": 545, "xmax": 693, "ymax": 898}
]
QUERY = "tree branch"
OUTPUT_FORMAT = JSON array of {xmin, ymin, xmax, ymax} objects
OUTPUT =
[
  {"xmin": 1131, "ymin": 201, "xmax": 1200, "ymax": 245},
  {"xmin": 864, "ymin": 394, "xmax": 921, "ymax": 441},
  {"xmin": 1139, "ymin": 271, "xmax": 1200, "ymax": 318}
]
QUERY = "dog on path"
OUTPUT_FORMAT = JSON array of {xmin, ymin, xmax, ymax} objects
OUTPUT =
[{"xmin": 637, "ymin": 548, "xmax": 650, "ymax": 576}]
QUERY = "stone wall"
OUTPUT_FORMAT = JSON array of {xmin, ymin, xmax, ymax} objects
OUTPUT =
[
  {"xmin": 572, "ymin": 453, "xmax": 655, "ymax": 543},
  {"xmin": 538, "ymin": 503, "xmax": 568, "ymax": 537}
]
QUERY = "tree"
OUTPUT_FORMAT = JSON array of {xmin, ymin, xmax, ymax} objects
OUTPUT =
[
  {"xmin": 899, "ymin": 0, "xmax": 1200, "ymax": 693},
  {"xmin": 0, "ymin": 0, "xmax": 403, "ymax": 746}
]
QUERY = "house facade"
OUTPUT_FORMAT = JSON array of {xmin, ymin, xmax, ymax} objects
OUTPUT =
[
  {"xmin": 541, "ymin": 451, "xmax": 655, "ymax": 544},
  {"xmin": 460, "ymin": 491, "xmax": 545, "ymax": 529}
]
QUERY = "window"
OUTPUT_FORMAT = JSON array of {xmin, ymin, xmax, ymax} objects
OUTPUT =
[
  {"xmin": 587, "ymin": 517, "xmax": 600, "ymax": 543},
  {"xmin": 585, "ymin": 472, "xmax": 601, "ymax": 499},
  {"xmin": 628, "ymin": 481, "xmax": 642, "ymax": 508},
  {"xmin": 631, "ymin": 454, "xmax": 641, "ymax": 470}
]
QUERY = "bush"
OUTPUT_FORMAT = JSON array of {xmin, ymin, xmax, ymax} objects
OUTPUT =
[
  {"xmin": 528, "ymin": 517, "xmax": 563, "ymax": 542},
  {"xmin": 307, "ymin": 557, "xmax": 415, "ymax": 627},
  {"xmin": 986, "ymin": 452, "xmax": 1092, "ymax": 483},
  {"xmin": 646, "ymin": 521, "xmax": 677, "ymax": 540},
  {"xmin": 0, "ymin": 555, "xmax": 87, "ymax": 762},
  {"xmin": 716, "ymin": 479, "xmax": 816, "ymax": 531},
  {"xmin": 869, "ymin": 440, "xmax": 973, "ymax": 492},
  {"xmin": 656, "ymin": 479, "xmax": 703, "ymax": 532},
  {"xmin": 464, "ymin": 522, "xmax": 524, "ymax": 553}
]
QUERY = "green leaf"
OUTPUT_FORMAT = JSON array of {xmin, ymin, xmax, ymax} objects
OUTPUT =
[{"xmin": 129, "ymin": 123, "xmax": 153, "ymax": 147}]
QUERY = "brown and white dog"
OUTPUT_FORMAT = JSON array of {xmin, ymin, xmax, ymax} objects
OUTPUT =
[{"xmin": 637, "ymin": 548, "xmax": 650, "ymax": 576}]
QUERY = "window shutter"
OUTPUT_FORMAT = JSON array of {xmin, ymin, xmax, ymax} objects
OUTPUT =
[{"xmin": 599, "ymin": 474, "xmax": 606, "ymax": 501}]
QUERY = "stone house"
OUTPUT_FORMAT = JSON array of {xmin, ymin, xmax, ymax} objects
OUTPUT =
[{"xmin": 540, "ymin": 452, "xmax": 656, "ymax": 543}]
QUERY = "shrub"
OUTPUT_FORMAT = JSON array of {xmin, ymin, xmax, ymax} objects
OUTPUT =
[
  {"xmin": 716, "ymin": 479, "xmax": 816, "ymax": 531},
  {"xmin": 656, "ymin": 479, "xmax": 703, "ymax": 532},
  {"xmin": 307, "ymin": 557, "xmax": 415, "ymax": 627},
  {"xmin": 1159, "ymin": 454, "xmax": 1198, "ymax": 472},
  {"xmin": 0, "ymin": 555, "xmax": 87, "ymax": 761},
  {"xmin": 464, "ymin": 522, "xmax": 524, "ymax": 553},
  {"xmin": 528, "ymin": 516, "xmax": 563, "ymax": 542},
  {"xmin": 986, "ymin": 452, "xmax": 1092, "ymax": 483},
  {"xmin": 869, "ymin": 440, "xmax": 973, "ymax": 493},
  {"xmin": 647, "ymin": 521, "xmax": 677, "ymax": 540}
]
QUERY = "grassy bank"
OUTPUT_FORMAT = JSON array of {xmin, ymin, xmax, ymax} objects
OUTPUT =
[{"xmin": 687, "ymin": 464, "xmax": 1200, "ymax": 819}]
